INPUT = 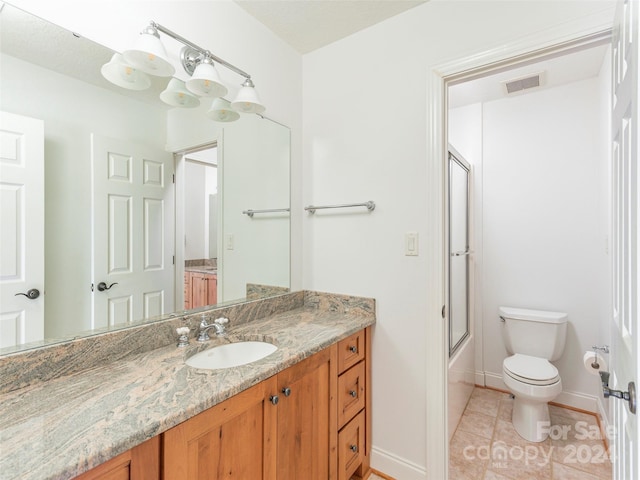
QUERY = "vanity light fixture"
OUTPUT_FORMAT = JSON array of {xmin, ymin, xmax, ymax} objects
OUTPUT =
[
  {"xmin": 100, "ymin": 53, "xmax": 151, "ymax": 90},
  {"xmin": 230, "ymin": 78, "xmax": 266, "ymax": 114},
  {"xmin": 122, "ymin": 24, "xmax": 175, "ymax": 77},
  {"xmin": 160, "ymin": 78, "xmax": 200, "ymax": 108},
  {"xmin": 186, "ymin": 55, "xmax": 228, "ymax": 98},
  {"xmin": 112, "ymin": 21, "xmax": 265, "ymax": 119},
  {"xmin": 207, "ymin": 98, "xmax": 240, "ymax": 122}
]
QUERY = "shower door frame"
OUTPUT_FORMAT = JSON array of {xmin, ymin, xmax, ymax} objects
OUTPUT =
[{"xmin": 447, "ymin": 147, "xmax": 471, "ymax": 357}]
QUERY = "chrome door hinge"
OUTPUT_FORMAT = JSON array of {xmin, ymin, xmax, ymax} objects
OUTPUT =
[{"xmin": 442, "ymin": 305, "xmax": 446, "ymax": 319}]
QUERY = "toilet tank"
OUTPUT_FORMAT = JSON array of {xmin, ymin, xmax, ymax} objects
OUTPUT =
[{"xmin": 499, "ymin": 306, "xmax": 568, "ymax": 361}]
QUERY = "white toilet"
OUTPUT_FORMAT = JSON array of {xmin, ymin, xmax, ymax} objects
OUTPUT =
[{"xmin": 500, "ymin": 306, "xmax": 568, "ymax": 442}]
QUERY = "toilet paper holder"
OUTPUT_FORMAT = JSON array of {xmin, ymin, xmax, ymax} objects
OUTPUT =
[{"xmin": 599, "ymin": 371, "xmax": 636, "ymax": 415}]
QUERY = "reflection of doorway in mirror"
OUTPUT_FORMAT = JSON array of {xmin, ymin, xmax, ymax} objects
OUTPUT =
[{"xmin": 183, "ymin": 147, "xmax": 218, "ymax": 310}]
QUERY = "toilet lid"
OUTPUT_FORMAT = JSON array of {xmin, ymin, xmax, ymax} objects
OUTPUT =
[{"xmin": 503, "ymin": 354, "xmax": 559, "ymax": 385}]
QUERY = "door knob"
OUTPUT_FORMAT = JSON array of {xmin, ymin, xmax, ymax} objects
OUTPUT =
[
  {"xmin": 282, "ymin": 387, "xmax": 292, "ymax": 397},
  {"xmin": 600, "ymin": 371, "xmax": 637, "ymax": 414},
  {"xmin": 15, "ymin": 288, "xmax": 40, "ymax": 299},
  {"xmin": 269, "ymin": 395, "xmax": 279, "ymax": 405},
  {"xmin": 97, "ymin": 282, "xmax": 118, "ymax": 292}
]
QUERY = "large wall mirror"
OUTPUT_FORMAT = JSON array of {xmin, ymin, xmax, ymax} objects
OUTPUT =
[{"xmin": 0, "ymin": 3, "xmax": 290, "ymax": 354}]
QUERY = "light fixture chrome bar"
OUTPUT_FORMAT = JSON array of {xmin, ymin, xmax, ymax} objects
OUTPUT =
[
  {"xmin": 304, "ymin": 201, "xmax": 376, "ymax": 214},
  {"xmin": 151, "ymin": 21, "xmax": 251, "ymax": 79},
  {"xmin": 243, "ymin": 208, "xmax": 290, "ymax": 217}
]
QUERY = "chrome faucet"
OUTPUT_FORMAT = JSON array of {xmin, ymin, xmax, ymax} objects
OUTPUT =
[{"xmin": 197, "ymin": 316, "xmax": 229, "ymax": 342}]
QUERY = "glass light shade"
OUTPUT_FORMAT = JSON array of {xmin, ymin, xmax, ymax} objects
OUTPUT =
[
  {"xmin": 101, "ymin": 53, "xmax": 151, "ymax": 90},
  {"xmin": 186, "ymin": 60, "xmax": 228, "ymax": 98},
  {"xmin": 207, "ymin": 98, "xmax": 240, "ymax": 122},
  {"xmin": 230, "ymin": 79, "xmax": 266, "ymax": 114},
  {"xmin": 160, "ymin": 78, "xmax": 200, "ymax": 108},
  {"xmin": 123, "ymin": 28, "xmax": 175, "ymax": 77}
]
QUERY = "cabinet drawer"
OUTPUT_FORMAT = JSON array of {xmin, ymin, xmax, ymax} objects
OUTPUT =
[
  {"xmin": 338, "ymin": 362, "xmax": 365, "ymax": 428},
  {"xmin": 338, "ymin": 330, "xmax": 365, "ymax": 374},
  {"xmin": 338, "ymin": 411, "xmax": 365, "ymax": 480}
]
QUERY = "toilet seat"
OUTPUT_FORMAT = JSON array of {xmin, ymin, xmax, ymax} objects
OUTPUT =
[{"xmin": 503, "ymin": 354, "xmax": 560, "ymax": 386}]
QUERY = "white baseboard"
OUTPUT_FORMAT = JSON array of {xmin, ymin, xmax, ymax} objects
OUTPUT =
[
  {"xmin": 371, "ymin": 446, "xmax": 426, "ymax": 480},
  {"xmin": 484, "ymin": 371, "xmax": 507, "ymax": 391},
  {"xmin": 475, "ymin": 370, "xmax": 487, "ymax": 386},
  {"xmin": 483, "ymin": 371, "xmax": 599, "ymax": 413}
]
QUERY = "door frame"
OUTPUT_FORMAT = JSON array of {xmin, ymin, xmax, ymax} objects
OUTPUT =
[
  {"xmin": 173, "ymin": 140, "xmax": 220, "ymax": 311},
  {"xmin": 425, "ymin": 11, "xmax": 615, "ymax": 479}
]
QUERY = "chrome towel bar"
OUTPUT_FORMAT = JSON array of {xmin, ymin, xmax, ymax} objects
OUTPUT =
[
  {"xmin": 304, "ymin": 201, "xmax": 375, "ymax": 214},
  {"xmin": 242, "ymin": 208, "xmax": 290, "ymax": 217}
]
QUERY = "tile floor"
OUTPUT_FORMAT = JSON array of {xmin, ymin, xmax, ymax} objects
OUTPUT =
[{"xmin": 450, "ymin": 388, "xmax": 613, "ymax": 480}]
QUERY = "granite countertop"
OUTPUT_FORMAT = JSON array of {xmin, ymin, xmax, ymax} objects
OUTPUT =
[
  {"xmin": 0, "ymin": 291, "xmax": 375, "ymax": 480},
  {"xmin": 184, "ymin": 266, "xmax": 217, "ymax": 274}
]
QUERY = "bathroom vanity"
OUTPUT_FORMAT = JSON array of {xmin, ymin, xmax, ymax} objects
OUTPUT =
[{"xmin": 0, "ymin": 291, "xmax": 374, "ymax": 480}]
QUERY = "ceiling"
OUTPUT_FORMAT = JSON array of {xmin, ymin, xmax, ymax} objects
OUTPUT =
[
  {"xmin": 234, "ymin": 0, "xmax": 428, "ymax": 53},
  {"xmin": 448, "ymin": 43, "xmax": 610, "ymax": 109}
]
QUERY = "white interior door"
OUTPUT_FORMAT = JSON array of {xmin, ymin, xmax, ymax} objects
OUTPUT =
[
  {"xmin": 92, "ymin": 134, "xmax": 174, "ymax": 329},
  {"xmin": 0, "ymin": 111, "xmax": 44, "ymax": 348},
  {"xmin": 611, "ymin": 0, "xmax": 639, "ymax": 477}
]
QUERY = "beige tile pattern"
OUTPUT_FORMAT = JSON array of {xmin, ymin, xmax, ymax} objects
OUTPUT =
[{"xmin": 450, "ymin": 388, "xmax": 613, "ymax": 480}]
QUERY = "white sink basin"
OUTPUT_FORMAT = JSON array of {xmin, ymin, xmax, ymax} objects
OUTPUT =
[{"xmin": 186, "ymin": 341, "xmax": 277, "ymax": 370}]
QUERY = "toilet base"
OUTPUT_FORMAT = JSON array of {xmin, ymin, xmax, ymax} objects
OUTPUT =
[{"xmin": 512, "ymin": 396, "xmax": 551, "ymax": 442}]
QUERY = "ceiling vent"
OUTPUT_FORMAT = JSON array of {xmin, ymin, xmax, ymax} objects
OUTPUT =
[{"xmin": 503, "ymin": 72, "xmax": 544, "ymax": 95}]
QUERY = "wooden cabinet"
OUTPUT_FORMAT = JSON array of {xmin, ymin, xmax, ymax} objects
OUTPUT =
[
  {"xmin": 79, "ymin": 327, "xmax": 371, "ymax": 480},
  {"xmin": 74, "ymin": 436, "xmax": 160, "ymax": 480},
  {"xmin": 336, "ymin": 328, "xmax": 371, "ymax": 480},
  {"xmin": 184, "ymin": 271, "xmax": 217, "ymax": 309},
  {"xmin": 163, "ymin": 377, "xmax": 277, "ymax": 480},
  {"xmin": 163, "ymin": 347, "xmax": 337, "ymax": 480},
  {"xmin": 276, "ymin": 347, "xmax": 337, "ymax": 480}
]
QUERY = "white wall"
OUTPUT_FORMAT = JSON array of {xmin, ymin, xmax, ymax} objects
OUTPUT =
[
  {"xmin": 302, "ymin": 1, "xmax": 614, "ymax": 477},
  {"xmin": 184, "ymin": 160, "xmax": 217, "ymax": 261},
  {"xmin": 481, "ymin": 76, "xmax": 610, "ymax": 411},
  {"xmin": 220, "ymin": 114, "xmax": 290, "ymax": 301},
  {"xmin": 0, "ymin": 52, "xmax": 166, "ymax": 339}
]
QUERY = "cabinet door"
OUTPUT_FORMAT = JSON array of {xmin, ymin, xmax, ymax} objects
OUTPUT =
[
  {"xmin": 74, "ymin": 436, "xmax": 160, "ymax": 480},
  {"xmin": 190, "ymin": 273, "xmax": 207, "ymax": 308},
  {"xmin": 206, "ymin": 274, "xmax": 217, "ymax": 305},
  {"xmin": 184, "ymin": 272, "xmax": 192, "ymax": 309},
  {"xmin": 163, "ymin": 377, "xmax": 277, "ymax": 480},
  {"xmin": 276, "ymin": 346, "xmax": 337, "ymax": 480}
]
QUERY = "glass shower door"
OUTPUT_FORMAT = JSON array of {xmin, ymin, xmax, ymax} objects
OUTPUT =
[{"xmin": 449, "ymin": 149, "xmax": 470, "ymax": 356}]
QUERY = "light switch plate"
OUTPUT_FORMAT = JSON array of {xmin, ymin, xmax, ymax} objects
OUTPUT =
[{"xmin": 405, "ymin": 232, "xmax": 418, "ymax": 256}]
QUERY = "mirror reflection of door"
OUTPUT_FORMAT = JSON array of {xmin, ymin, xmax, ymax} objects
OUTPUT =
[
  {"xmin": 182, "ymin": 146, "xmax": 218, "ymax": 310},
  {"xmin": 91, "ymin": 134, "xmax": 175, "ymax": 329},
  {"xmin": 0, "ymin": 111, "xmax": 45, "ymax": 348},
  {"xmin": 449, "ymin": 148, "xmax": 471, "ymax": 356}
]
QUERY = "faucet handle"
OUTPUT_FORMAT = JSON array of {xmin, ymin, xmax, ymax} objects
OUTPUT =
[
  {"xmin": 176, "ymin": 326, "xmax": 190, "ymax": 348},
  {"xmin": 214, "ymin": 317, "xmax": 229, "ymax": 325}
]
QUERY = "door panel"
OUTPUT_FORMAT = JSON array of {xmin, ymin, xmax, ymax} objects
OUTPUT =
[
  {"xmin": 92, "ymin": 134, "xmax": 174, "ymax": 329},
  {"xmin": 611, "ymin": 0, "xmax": 638, "ymax": 477},
  {"xmin": 0, "ymin": 111, "xmax": 44, "ymax": 348}
]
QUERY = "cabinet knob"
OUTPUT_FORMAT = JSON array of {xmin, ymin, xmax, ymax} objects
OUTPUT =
[
  {"xmin": 269, "ymin": 395, "xmax": 279, "ymax": 405},
  {"xmin": 349, "ymin": 445, "xmax": 358, "ymax": 453},
  {"xmin": 349, "ymin": 390, "xmax": 357, "ymax": 398},
  {"xmin": 282, "ymin": 387, "xmax": 292, "ymax": 397},
  {"xmin": 349, "ymin": 345, "xmax": 358, "ymax": 353}
]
